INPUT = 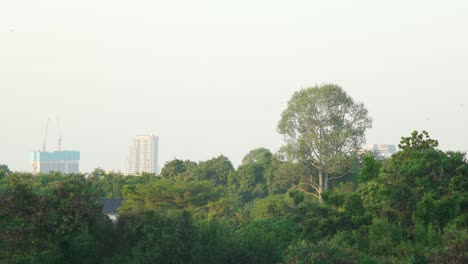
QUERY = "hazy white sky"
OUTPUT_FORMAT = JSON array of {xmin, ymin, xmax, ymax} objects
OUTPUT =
[{"xmin": 1, "ymin": 0, "xmax": 467, "ymax": 172}]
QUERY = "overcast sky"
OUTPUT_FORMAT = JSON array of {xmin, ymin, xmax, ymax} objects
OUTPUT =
[{"xmin": 1, "ymin": 0, "xmax": 467, "ymax": 172}]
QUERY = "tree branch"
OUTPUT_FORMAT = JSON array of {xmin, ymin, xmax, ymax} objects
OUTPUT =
[
  {"xmin": 296, "ymin": 185, "xmax": 321, "ymax": 200},
  {"xmin": 328, "ymin": 169, "xmax": 351, "ymax": 181}
]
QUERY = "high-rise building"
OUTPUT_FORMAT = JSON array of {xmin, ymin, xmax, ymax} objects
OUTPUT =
[
  {"xmin": 30, "ymin": 150, "xmax": 80, "ymax": 174},
  {"xmin": 365, "ymin": 144, "xmax": 397, "ymax": 158},
  {"xmin": 126, "ymin": 135, "xmax": 159, "ymax": 175}
]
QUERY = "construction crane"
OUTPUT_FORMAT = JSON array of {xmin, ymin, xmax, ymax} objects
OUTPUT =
[
  {"xmin": 42, "ymin": 118, "xmax": 50, "ymax": 151},
  {"xmin": 57, "ymin": 117, "xmax": 62, "ymax": 151},
  {"xmin": 42, "ymin": 117, "xmax": 63, "ymax": 152}
]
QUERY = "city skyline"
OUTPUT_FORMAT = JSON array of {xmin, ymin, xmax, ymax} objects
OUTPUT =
[
  {"xmin": 1, "ymin": 0, "xmax": 467, "ymax": 172},
  {"xmin": 22, "ymin": 133, "xmax": 403, "ymax": 174}
]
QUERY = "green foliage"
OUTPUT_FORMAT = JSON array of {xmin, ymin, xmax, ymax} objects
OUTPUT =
[
  {"xmin": 235, "ymin": 219, "xmax": 297, "ymax": 264},
  {"xmin": 206, "ymin": 197, "xmax": 238, "ymax": 221},
  {"xmin": 0, "ymin": 130, "xmax": 466, "ymax": 263},
  {"xmin": 160, "ymin": 159, "xmax": 197, "ymax": 179},
  {"xmin": 120, "ymin": 179, "xmax": 220, "ymax": 215},
  {"xmin": 241, "ymin": 148, "xmax": 273, "ymax": 166},
  {"xmin": 367, "ymin": 218, "xmax": 402, "ymax": 256},
  {"xmin": 0, "ymin": 175, "xmax": 109, "ymax": 263},
  {"xmin": 0, "ymin": 164, "xmax": 10, "ymax": 179},
  {"xmin": 429, "ymin": 228, "xmax": 468, "ymax": 263},
  {"xmin": 289, "ymin": 189, "xmax": 305, "ymax": 206},
  {"xmin": 285, "ymin": 239, "xmax": 377, "ymax": 264},
  {"xmin": 265, "ymin": 158, "xmax": 303, "ymax": 195},
  {"xmin": 359, "ymin": 154, "xmax": 382, "ymax": 182},
  {"xmin": 190, "ymin": 155, "xmax": 234, "ymax": 186},
  {"xmin": 277, "ymin": 84, "xmax": 372, "ymax": 197},
  {"xmin": 291, "ymin": 199, "xmax": 344, "ymax": 242},
  {"xmin": 414, "ymin": 192, "xmax": 464, "ymax": 230},
  {"xmin": 87, "ymin": 170, "xmax": 153, "ymax": 199},
  {"xmin": 192, "ymin": 220, "xmax": 240, "ymax": 263},
  {"xmin": 111, "ymin": 210, "xmax": 195, "ymax": 263},
  {"xmin": 229, "ymin": 163, "xmax": 268, "ymax": 203},
  {"xmin": 398, "ymin": 130, "xmax": 439, "ymax": 152},
  {"xmin": 250, "ymin": 194, "xmax": 293, "ymax": 220}
]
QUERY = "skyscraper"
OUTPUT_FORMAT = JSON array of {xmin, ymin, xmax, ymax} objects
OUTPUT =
[
  {"xmin": 126, "ymin": 135, "xmax": 159, "ymax": 175},
  {"xmin": 30, "ymin": 150, "xmax": 80, "ymax": 174}
]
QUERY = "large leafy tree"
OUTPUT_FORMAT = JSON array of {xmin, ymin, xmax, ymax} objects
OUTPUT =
[
  {"xmin": 375, "ymin": 131, "xmax": 468, "ymax": 228},
  {"xmin": 120, "ymin": 179, "xmax": 220, "ymax": 215},
  {"xmin": 0, "ymin": 175, "xmax": 109, "ymax": 263},
  {"xmin": 229, "ymin": 163, "xmax": 268, "ymax": 203},
  {"xmin": 277, "ymin": 84, "xmax": 372, "ymax": 199},
  {"xmin": 265, "ymin": 158, "xmax": 303, "ymax": 195},
  {"xmin": 160, "ymin": 159, "xmax": 197, "ymax": 179},
  {"xmin": 241, "ymin": 148, "xmax": 273, "ymax": 166},
  {"xmin": 190, "ymin": 155, "xmax": 234, "ymax": 186}
]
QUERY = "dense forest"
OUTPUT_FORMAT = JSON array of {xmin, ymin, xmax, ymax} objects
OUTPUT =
[{"xmin": 1, "ymin": 86, "xmax": 467, "ymax": 263}]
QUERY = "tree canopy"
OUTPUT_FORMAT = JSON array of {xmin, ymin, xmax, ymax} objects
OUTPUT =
[
  {"xmin": 277, "ymin": 84, "xmax": 372, "ymax": 199},
  {"xmin": 1, "ymin": 84, "xmax": 467, "ymax": 263}
]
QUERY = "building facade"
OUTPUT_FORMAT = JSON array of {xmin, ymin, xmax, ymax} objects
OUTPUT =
[
  {"xmin": 365, "ymin": 144, "xmax": 397, "ymax": 158},
  {"xmin": 30, "ymin": 151, "xmax": 80, "ymax": 174},
  {"xmin": 126, "ymin": 135, "xmax": 159, "ymax": 175}
]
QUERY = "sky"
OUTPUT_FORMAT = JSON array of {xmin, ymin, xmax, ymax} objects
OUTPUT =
[{"xmin": 1, "ymin": 0, "xmax": 467, "ymax": 172}]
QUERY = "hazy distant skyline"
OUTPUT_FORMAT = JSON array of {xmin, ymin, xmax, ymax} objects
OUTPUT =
[{"xmin": 1, "ymin": 0, "xmax": 467, "ymax": 172}]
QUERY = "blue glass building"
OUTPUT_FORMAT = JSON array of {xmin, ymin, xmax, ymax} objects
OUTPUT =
[{"xmin": 30, "ymin": 150, "xmax": 80, "ymax": 174}]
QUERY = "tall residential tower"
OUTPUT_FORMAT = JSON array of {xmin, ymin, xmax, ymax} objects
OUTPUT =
[{"xmin": 126, "ymin": 135, "xmax": 159, "ymax": 175}]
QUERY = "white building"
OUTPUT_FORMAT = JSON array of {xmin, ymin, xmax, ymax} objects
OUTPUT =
[
  {"xmin": 126, "ymin": 135, "xmax": 159, "ymax": 175},
  {"xmin": 365, "ymin": 144, "xmax": 397, "ymax": 159},
  {"xmin": 30, "ymin": 151, "xmax": 80, "ymax": 174}
]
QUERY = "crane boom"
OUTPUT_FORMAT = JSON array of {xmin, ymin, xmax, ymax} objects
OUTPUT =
[
  {"xmin": 41, "ymin": 117, "xmax": 63, "ymax": 152},
  {"xmin": 42, "ymin": 118, "xmax": 50, "ymax": 151},
  {"xmin": 57, "ymin": 117, "xmax": 62, "ymax": 151}
]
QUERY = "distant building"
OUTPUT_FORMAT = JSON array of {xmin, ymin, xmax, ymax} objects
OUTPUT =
[
  {"xmin": 126, "ymin": 135, "xmax": 159, "ymax": 175},
  {"xmin": 364, "ymin": 144, "xmax": 397, "ymax": 158},
  {"xmin": 30, "ymin": 150, "xmax": 80, "ymax": 174},
  {"xmin": 99, "ymin": 198, "xmax": 122, "ymax": 222}
]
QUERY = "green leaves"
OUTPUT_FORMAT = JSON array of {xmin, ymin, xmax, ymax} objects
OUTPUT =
[
  {"xmin": 120, "ymin": 179, "xmax": 221, "ymax": 215},
  {"xmin": 278, "ymin": 84, "xmax": 372, "ymax": 197},
  {"xmin": 0, "ymin": 129, "xmax": 466, "ymax": 263},
  {"xmin": 160, "ymin": 159, "xmax": 197, "ymax": 179},
  {"xmin": 359, "ymin": 154, "xmax": 382, "ymax": 182},
  {"xmin": 0, "ymin": 164, "xmax": 10, "ymax": 179},
  {"xmin": 241, "ymin": 148, "xmax": 273, "ymax": 166},
  {"xmin": 398, "ymin": 130, "xmax": 439, "ymax": 152},
  {"xmin": 0, "ymin": 176, "xmax": 106, "ymax": 263},
  {"xmin": 190, "ymin": 155, "xmax": 234, "ymax": 186}
]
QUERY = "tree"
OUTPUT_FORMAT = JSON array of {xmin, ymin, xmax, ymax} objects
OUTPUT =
[
  {"xmin": 0, "ymin": 175, "xmax": 109, "ymax": 263},
  {"xmin": 377, "ymin": 131, "xmax": 467, "ymax": 228},
  {"xmin": 241, "ymin": 148, "xmax": 273, "ymax": 166},
  {"xmin": 265, "ymin": 158, "xmax": 303, "ymax": 195},
  {"xmin": 160, "ymin": 159, "xmax": 197, "ymax": 179},
  {"xmin": 190, "ymin": 155, "xmax": 234, "ymax": 186},
  {"xmin": 0, "ymin": 164, "xmax": 10, "ymax": 179},
  {"xmin": 120, "ymin": 179, "xmax": 220, "ymax": 215},
  {"xmin": 228, "ymin": 163, "xmax": 268, "ymax": 203},
  {"xmin": 235, "ymin": 219, "xmax": 296, "ymax": 263},
  {"xmin": 277, "ymin": 84, "xmax": 372, "ymax": 199},
  {"xmin": 359, "ymin": 154, "xmax": 382, "ymax": 182},
  {"xmin": 111, "ymin": 210, "xmax": 195, "ymax": 263}
]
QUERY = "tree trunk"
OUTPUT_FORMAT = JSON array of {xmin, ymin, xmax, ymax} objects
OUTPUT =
[
  {"xmin": 324, "ymin": 171, "xmax": 328, "ymax": 191},
  {"xmin": 317, "ymin": 169, "xmax": 328, "ymax": 200},
  {"xmin": 318, "ymin": 169, "xmax": 323, "ymax": 200}
]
